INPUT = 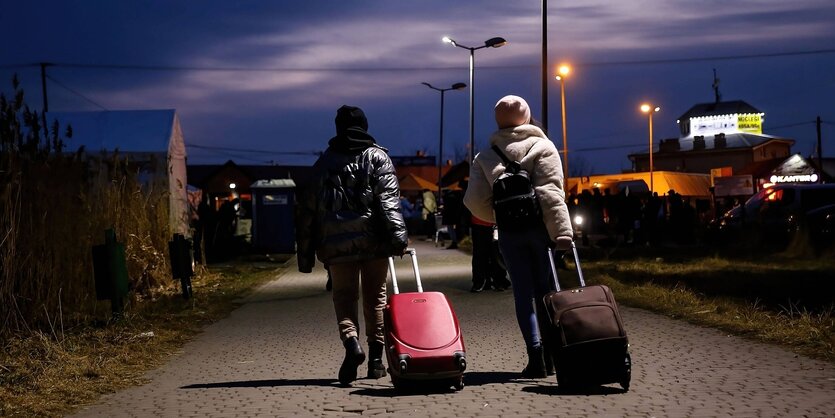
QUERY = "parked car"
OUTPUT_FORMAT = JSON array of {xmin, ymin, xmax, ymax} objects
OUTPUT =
[
  {"xmin": 803, "ymin": 203, "xmax": 835, "ymax": 250},
  {"xmin": 711, "ymin": 183, "xmax": 835, "ymax": 250}
]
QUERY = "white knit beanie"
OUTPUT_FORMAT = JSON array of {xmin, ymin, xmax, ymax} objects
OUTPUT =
[{"xmin": 494, "ymin": 95, "xmax": 531, "ymax": 129}]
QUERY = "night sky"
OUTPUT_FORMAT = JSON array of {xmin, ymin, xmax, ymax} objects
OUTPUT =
[{"xmin": 2, "ymin": 1, "xmax": 834, "ymax": 175}]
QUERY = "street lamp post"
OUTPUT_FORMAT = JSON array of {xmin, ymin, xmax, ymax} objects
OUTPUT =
[
  {"xmin": 555, "ymin": 64, "xmax": 571, "ymax": 181},
  {"xmin": 422, "ymin": 82, "xmax": 467, "ymax": 200},
  {"xmin": 442, "ymin": 36, "xmax": 507, "ymax": 164},
  {"xmin": 640, "ymin": 103, "xmax": 661, "ymax": 193}
]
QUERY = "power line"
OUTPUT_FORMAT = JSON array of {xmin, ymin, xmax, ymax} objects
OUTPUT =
[
  {"xmin": 0, "ymin": 63, "xmax": 30, "ymax": 69},
  {"xmin": 45, "ymin": 74, "xmax": 108, "ymax": 110},
  {"xmin": 5, "ymin": 48, "xmax": 835, "ymax": 74},
  {"xmin": 187, "ymin": 147, "xmax": 275, "ymax": 164},
  {"xmin": 577, "ymin": 48, "xmax": 835, "ymax": 68},
  {"xmin": 28, "ymin": 62, "xmax": 462, "ymax": 73},
  {"xmin": 571, "ymin": 143, "xmax": 645, "ymax": 153},
  {"xmin": 185, "ymin": 143, "xmax": 322, "ymax": 156},
  {"xmin": 766, "ymin": 121, "xmax": 817, "ymax": 130}
]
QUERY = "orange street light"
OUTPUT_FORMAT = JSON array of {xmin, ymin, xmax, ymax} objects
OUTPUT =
[
  {"xmin": 555, "ymin": 64, "xmax": 571, "ymax": 181},
  {"xmin": 640, "ymin": 103, "xmax": 661, "ymax": 193}
]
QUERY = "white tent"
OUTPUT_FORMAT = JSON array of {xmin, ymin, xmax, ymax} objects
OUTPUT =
[{"xmin": 46, "ymin": 109, "xmax": 190, "ymax": 236}]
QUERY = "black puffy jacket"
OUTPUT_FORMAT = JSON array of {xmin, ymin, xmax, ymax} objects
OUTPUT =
[{"xmin": 296, "ymin": 129, "xmax": 408, "ymax": 273}]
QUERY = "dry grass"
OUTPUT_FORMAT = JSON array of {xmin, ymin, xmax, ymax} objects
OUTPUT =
[
  {"xmin": 1, "ymin": 153, "xmax": 174, "ymax": 335},
  {"xmin": 583, "ymin": 257, "xmax": 835, "ymax": 363},
  {"xmin": 0, "ymin": 261, "xmax": 286, "ymax": 418}
]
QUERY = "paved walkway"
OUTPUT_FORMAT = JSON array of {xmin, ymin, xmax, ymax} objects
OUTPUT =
[{"xmin": 71, "ymin": 240, "xmax": 835, "ymax": 417}]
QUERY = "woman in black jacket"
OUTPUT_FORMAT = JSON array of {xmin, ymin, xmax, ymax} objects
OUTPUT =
[{"xmin": 296, "ymin": 105, "xmax": 408, "ymax": 386}]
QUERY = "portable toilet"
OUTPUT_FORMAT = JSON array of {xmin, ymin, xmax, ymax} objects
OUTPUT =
[{"xmin": 250, "ymin": 179, "xmax": 297, "ymax": 253}]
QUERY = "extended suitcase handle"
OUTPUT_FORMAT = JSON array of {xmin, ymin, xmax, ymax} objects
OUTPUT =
[
  {"xmin": 547, "ymin": 241, "xmax": 586, "ymax": 292},
  {"xmin": 387, "ymin": 248, "xmax": 422, "ymax": 295}
]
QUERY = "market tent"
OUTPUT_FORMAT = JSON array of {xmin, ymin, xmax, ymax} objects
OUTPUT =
[
  {"xmin": 398, "ymin": 173, "xmax": 440, "ymax": 192},
  {"xmin": 570, "ymin": 171, "xmax": 711, "ymax": 198},
  {"xmin": 440, "ymin": 161, "xmax": 469, "ymax": 187},
  {"xmin": 47, "ymin": 109, "xmax": 190, "ymax": 235}
]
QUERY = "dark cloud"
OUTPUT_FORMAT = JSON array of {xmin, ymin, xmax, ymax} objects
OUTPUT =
[{"xmin": 1, "ymin": 0, "xmax": 833, "ymax": 171}]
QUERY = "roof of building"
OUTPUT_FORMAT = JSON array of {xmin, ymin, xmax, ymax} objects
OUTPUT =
[
  {"xmin": 398, "ymin": 173, "xmax": 437, "ymax": 192},
  {"xmin": 773, "ymin": 154, "xmax": 811, "ymax": 175},
  {"xmin": 641, "ymin": 133, "xmax": 794, "ymax": 156},
  {"xmin": 677, "ymin": 100, "xmax": 762, "ymax": 122},
  {"xmin": 187, "ymin": 160, "xmax": 315, "ymax": 188},
  {"xmin": 47, "ymin": 110, "xmax": 182, "ymax": 155}
]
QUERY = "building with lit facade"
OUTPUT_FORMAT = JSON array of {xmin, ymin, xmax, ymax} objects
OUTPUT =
[
  {"xmin": 626, "ymin": 99, "xmax": 835, "ymax": 204},
  {"xmin": 629, "ymin": 100, "xmax": 794, "ymax": 176}
]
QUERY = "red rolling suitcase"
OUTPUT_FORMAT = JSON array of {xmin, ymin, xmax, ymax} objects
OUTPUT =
[
  {"xmin": 542, "ymin": 242, "xmax": 631, "ymax": 391},
  {"xmin": 384, "ymin": 248, "xmax": 466, "ymax": 391}
]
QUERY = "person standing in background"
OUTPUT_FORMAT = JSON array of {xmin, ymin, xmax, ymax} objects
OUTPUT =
[{"xmin": 421, "ymin": 188, "xmax": 437, "ymax": 238}]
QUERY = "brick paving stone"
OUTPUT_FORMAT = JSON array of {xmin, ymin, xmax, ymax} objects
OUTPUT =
[{"xmin": 69, "ymin": 239, "xmax": 835, "ymax": 418}]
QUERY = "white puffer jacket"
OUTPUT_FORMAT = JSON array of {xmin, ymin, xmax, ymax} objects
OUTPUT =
[{"xmin": 463, "ymin": 124, "xmax": 573, "ymax": 241}]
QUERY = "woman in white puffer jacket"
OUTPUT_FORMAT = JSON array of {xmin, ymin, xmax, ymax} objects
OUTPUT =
[{"xmin": 463, "ymin": 95, "xmax": 573, "ymax": 378}]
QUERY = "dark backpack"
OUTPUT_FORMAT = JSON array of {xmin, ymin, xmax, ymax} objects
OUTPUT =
[{"xmin": 491, "ymin": 145, "xmax": 542, "ymax": 229}]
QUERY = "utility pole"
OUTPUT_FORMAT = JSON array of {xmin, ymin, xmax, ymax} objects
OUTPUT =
[
  {"xmin": 541, "ymin": 0, "xmax": 548, "ymax": 133},
  {"xmin": 40, "ymin": 62, "xmax": 50, "ymax": 140},
  {"xmin": 817, "ymin": 116, "xmax": 823, "ymax": 183}
]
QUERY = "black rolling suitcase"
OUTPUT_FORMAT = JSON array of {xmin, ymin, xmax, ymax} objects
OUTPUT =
[{"xmin": 542, "ymin": 242, "xmax": 631, "ymax": 391}]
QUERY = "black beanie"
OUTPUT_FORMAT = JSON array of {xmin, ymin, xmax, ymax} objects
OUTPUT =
[{"xmin": 335, "ymin": 105, "xmax": 368, "ymax": 133}]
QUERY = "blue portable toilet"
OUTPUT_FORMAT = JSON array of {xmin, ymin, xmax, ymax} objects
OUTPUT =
[{"xmin": 250, "ymin": 179, "xmax": 297, "ymax": 253}]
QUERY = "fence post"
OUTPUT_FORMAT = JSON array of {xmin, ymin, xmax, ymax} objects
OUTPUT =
[{"xmin": 92, "ymin": 228, "xmax": 129, "ymax": 320}]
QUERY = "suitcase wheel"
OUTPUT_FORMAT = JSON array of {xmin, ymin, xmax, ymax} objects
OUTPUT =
[
  {"xmin": 453, "ymin": 376, "xmax": 464, "ymax": 391},
  {"xmin": 620, "ymin": 352, "xmax": 632, "ymax": 392},
  {"xmin": 390, "ymin": 373, "xmax": 402, "ymax": 391}
]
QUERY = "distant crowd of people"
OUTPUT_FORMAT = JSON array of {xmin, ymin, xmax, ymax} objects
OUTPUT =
[
  {"xmin": 566, "ymin": 187, "xmax": 707, "ymax": 248},
  {"xmin": 192, "ymin": 197, "xmax": 251, "ymax": 263}
]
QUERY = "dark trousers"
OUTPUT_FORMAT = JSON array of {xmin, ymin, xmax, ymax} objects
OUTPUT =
[
  {"xmin": 329, "ymin": 258, "xmax": 388, "ymax": 346},
  {"xmin": 471, "ymin": 224, "xmax": 507, "ymax": 287},
  {"xmin": 497, "ymin": 225, "xmax": 552, "ymax": 348}
]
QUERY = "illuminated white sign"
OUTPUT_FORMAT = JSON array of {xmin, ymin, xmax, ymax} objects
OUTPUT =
[
  {"xmin": 689, "ymin": 113, "xmax": 763, "ymax": 136},
  {"xmin": 690, "ymin": 115, "xmax": 736, "ymax": 136},
  {"xmin": 769, "ymin": 174, "xmax": 819, "ymax": 183}
]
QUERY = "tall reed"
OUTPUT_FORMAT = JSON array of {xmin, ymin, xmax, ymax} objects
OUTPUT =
[{"xmin": 1, "ymin": 77, "xmax": 173, "ymax": 338}]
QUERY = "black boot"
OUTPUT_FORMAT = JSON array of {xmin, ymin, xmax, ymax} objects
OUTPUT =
[
  {"xmin": 367, "ymin": 341, "xmax": 386, "ymax": 379},
  {"xmin": 338, "ymin": 337, "xmax": 365, "ymax": 386},
  {"xmin": 521, "ymin": 345, "xmax": 547, "ymax": 378}
]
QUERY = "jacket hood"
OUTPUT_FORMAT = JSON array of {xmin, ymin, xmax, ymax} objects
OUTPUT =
[
  {"xmin": 328, "ymin": 128, "xmax": 377, "ymax": 152},
  {"xmin": 489, "ymin": 124, "xmax": 548, "ymax": 154}
]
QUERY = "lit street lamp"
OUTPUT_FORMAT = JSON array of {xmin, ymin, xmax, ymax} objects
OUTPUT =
[
  {"xmin": 442, "ymin": 35, "xmax": 507, "ymax": 163},
  {"xmin": 640, "ymin": 103, "xmax": 661, "ymax": 193},
  {"xmin": 422, "ymin": 81, "xmax": 467, "ymax": 200},
  {"xmin": 555, "ymin": 64, "xmax": 571, "ymax": 181}
]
